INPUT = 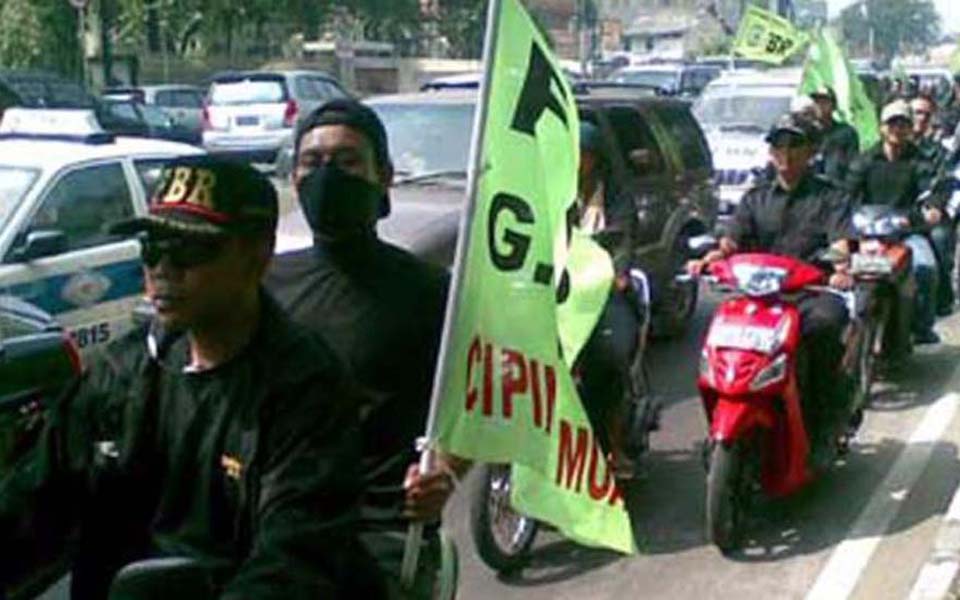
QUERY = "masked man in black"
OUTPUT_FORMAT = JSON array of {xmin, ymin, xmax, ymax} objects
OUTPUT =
[
  {"xmin": 266, "ymin": 99, "xmax": 468, "ymax": 596},
  {"xmin": 0, "ymin": 157, "xmax": 383, "ymax": 599}
]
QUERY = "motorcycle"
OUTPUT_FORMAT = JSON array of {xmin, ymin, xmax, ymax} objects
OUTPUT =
[
  {"xmin": 690, "ymin": 252, "xmax": 867, "ymax": 553},
  {"xmin": 847, "ymin": 205, "xmax": 915, "ymax": 376},
  {"xmin": 469, "ymin": 268, "xmax": 660, "ymax": 574}
]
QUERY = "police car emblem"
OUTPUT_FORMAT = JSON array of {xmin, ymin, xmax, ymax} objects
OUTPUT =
[{"xmin": 62, "ymin": 270, "xmax": 112, "ymax": 307}]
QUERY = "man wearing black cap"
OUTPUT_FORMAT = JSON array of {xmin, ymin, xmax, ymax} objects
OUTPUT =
[
  {"xmin": 847, "ymin": 99, "xmax": 943, "ymax": 344},
  {"xmin": 265, "ymin": 99, "xmax": 466, "ymax": 594},
  {"xmin": 809, "ymin": 86, "xmax": 860, "ymax": 185},
  {"xmin": 689, "ymin": 111, "xmax": 853, "ymax": 461},
  {"xmin": 0, "ymin": 156, "xmax": 384, "ymax": 599}
]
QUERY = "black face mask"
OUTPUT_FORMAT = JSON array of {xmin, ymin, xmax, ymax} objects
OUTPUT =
[{"xmin": 297, "ymin": 163, "xmax": 385, "ymax": 240}]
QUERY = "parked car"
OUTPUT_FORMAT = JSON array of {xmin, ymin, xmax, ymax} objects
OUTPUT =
[
  {"xmin": 904, "ymin": 66, "xmax": 953, "ymax": 106},
  {"xmin": 362, "ymin": 88, "xmax": 717, "ymax": 337},
  {"xmin": 692, "ymin": 68, "xmax": 801, "ymax": 225},
  {"xmin": 0, "ymin": 70, "xmax": 95, "ymax": 111},
  {"xmin": 609, "ymin": 63, "xmax": 722, "ymax": 98},
  {"xmin": 0, "ymin": 108, "xmax": 204, "ymax": 355},
  {"xmin": 96, "ymin": 97, "xmax": 201, "ymax": 145},
  {"xmin": 103, "ymin": 84, "xmax": 205, "ymax": 138},
  {"xmin": 202, "ymin": 70, "xmax": 349, "ymax": 163}
]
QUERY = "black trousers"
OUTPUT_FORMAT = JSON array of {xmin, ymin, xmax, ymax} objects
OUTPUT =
[
  {"xmin": 930, "ymin": 222, "xmax": 956, "ymax": 311},
  {"xmin": 579, "ymin": 291, "xmax": 639, "ymax": 453},
  {"xmin": 797, "ymin": 292, "xmax": 850, "ymax": 435}
]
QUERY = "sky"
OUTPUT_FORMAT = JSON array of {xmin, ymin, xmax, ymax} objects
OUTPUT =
[{"xmin": 827, "ymin": 0, "xmax": 960, "ymax": 34}]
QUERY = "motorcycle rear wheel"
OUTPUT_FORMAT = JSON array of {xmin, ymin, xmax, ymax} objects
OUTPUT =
[
  {"xmin": 706, "ymin": 442, "xmax": 744, "ymax": 554},
  {"xmin": 470, "ymin": 464, "xmax": 539, "ymax": 574}
]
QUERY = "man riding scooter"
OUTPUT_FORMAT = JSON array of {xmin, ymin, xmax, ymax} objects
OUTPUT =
[
  {"xmin": 576, "ymin": 121, "xmax": 645, "ymax": 478},
  {"xmin": 689, "ymin": 111, "xmax": 854, "ymax": 460},
  {"xmin": 846, "ymin": 99, "xmax": 944, "ymax": 344}
]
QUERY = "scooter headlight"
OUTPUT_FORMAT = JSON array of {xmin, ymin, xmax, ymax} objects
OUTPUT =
[
  {"xmin": 699, "ymin": 347, "xmax": 714, "ymax": 386},
  {"xmin": 749, "ymin": 353, "xmax": 788, "ymax": 391}
]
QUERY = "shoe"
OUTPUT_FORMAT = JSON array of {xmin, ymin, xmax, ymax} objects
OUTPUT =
[
  {"xmin": 914, "ymin": 330, "xmax": 941, "ymax": 345},
  {"xmin": 937, "ymin": 303, "xmax": 954, "ymax": 317},
  {"xmin": 609, "ymin": 451, "xmax": 638, "ymax": 480}
]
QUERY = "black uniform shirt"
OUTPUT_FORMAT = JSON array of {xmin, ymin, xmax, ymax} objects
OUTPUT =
[
  {"xmin": 819, "ymin": 121, "xmax": 860, "ymax": 184},
  {"xmin": 846, "ymin": 142, "xmax": 940, "ymax": 210},
  {"xmin": 0, "ymin": 293, "xmax": 384, "ymax": 598},
  {"xmin": 730, "ymin": 173, "xmax": 851, "ymax": 261},
  {"xmin": 267, "ymin": 236, "xmax": 450, "ymax": 531}
]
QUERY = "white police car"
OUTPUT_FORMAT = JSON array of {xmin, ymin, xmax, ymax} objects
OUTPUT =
[{"xmin": 0, "ymin": 109, "xmax": 203, "ymax": 354}]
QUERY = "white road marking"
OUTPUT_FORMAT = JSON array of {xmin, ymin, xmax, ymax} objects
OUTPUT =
[
  {"xmin": 907, "ymin": 438, "xmax": 960, "ymax": 600},
  {"xmin": 806, "ymin": 392, "xmax": 960, "ymax": 600}
]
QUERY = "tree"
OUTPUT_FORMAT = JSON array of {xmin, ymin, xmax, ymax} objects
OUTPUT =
[
  {"xmin": 838, "ymin": 0, "xmax": 940, "ymax": 61},
  {"xmin": 0, "ymin": 0, "xmax": 43, "ymax": 69},
  {"xmin": 0, "ymin": 0, "xmax": 80, "ymax": 77}
]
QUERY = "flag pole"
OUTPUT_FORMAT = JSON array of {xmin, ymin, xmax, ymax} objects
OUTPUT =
[{"xmin": 399, "ymin": 0, "xmax": 503, "ymax": 588}]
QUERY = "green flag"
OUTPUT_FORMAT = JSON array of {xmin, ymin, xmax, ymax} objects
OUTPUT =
[
  {"xmin": 800, "ymin": 29, "xmax": 879, "ymax": 151},
  {"xmin": 732, "ymin": 5, "xmax": 809, "ymax": 65},
  {"xmin": 430, "ymin": 0, "xmax": 635, "ymax": 554}
]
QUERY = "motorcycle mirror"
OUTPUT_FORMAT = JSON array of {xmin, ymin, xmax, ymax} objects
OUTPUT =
[{"xmin": 687, "ymin": 234, "xmax": 718, "ymax": 259}]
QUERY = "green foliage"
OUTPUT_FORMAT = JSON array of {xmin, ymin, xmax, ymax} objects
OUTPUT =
[
  {"xmin": 0, "ymin": 0, "xmax": 43, "ymax": 69},
  {"xmin": 0, "ymin": 0, "xmax": 80, "ymax": 77},
  {"xmin": 838, "ymin": 0, "xmax": 940, "ymax": 61}
]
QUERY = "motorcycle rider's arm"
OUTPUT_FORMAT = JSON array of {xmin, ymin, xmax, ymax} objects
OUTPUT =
[
  {"xmin": 0, "ymin": 367, "xmax": 116, "ymax": 591},
  {"xmin": 221, "ymin": 378, "xmax": 386, "ymax": 600}
]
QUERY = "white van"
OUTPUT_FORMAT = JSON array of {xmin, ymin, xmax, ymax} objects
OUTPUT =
[{"xmin": 692, "ymin": 68, "xmax": 802, "ymax": 223}]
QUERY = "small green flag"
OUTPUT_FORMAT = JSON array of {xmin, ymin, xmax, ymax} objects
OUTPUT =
[
  {"xmin": 431, "ymin": 0, "xmax": 635, "ymax": 554},
  {"xmin": 732, "ymin": 5, "xmax": 809, "ymax": 65},
  {"xmin": 800, "ymin": 29, "xmax": 879, "ymax": 151}
]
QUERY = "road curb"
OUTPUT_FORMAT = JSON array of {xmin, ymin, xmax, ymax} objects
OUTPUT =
[{"xmin": 908, "ymin": 314, "xmax": 960, "ymax": 600}]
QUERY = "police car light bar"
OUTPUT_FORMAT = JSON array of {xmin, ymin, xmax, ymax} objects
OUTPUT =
[{"xmin": 0, "ymin": 108, "xmax": 113, "ymax": 143}]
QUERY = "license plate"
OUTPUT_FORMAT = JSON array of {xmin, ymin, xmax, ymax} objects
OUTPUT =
[
  {"xmin": 707, "ymin": 322, "xmax": 778, "ymax": 353},
  {"xmin": 235, "ymin": 115, "xmax": 260, "ymax": 127},
  {"xmin": 851, "ymin": 253, "xmax": 893, "ymax": 276}
]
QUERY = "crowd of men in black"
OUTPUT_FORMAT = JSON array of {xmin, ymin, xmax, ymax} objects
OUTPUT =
[{"xmin": 2, "ymin": 70, "xmax": 960, "ymax": 598}]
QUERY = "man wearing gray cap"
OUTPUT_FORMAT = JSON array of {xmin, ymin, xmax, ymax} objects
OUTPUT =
[
  {"xmin": 689, "ymin": 111, "xmax": 853, "ymax": 463},
  {"xmin": 847, "ymin": 99, "xmax": 943, "ymax": 344}
]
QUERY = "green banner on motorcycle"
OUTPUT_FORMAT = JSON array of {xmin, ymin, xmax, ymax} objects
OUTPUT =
[
  {"xmin": 800, "ymin": 29, "xmax": 879, "ymax": 151},
  {"xmin": 732, "ymin": 5, "xmax": 809, "ymax": 64},
  {"xmin": 431, "ymin": 0, "xmax": 635, "ymax": 554}
]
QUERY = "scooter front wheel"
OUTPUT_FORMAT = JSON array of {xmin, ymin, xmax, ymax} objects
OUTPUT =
[
  {"xmin": 470, "ymin": 464, "xmax": 539, "ymax": 573},
  {"xmin": 706, "ymin": 442, "xmax": 744, "ymax": 553}
]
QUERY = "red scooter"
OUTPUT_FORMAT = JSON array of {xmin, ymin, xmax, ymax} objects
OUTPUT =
[{"xmin": 691, "ymin": 252, "xmax": 863, "ymax": 552}]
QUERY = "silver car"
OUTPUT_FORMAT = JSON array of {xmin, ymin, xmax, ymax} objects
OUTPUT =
[{"xmin": 202, "ymin": 70, "xmax": 349, "ymax": 163}]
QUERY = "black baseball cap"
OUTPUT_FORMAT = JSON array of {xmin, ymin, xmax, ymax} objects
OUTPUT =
[
  {"xmin": 111, "ymin": 155, "xmax": 278, "ymax": 237},
  {"xmin": 296, "ymin": 98, "xmax": 391, "ymax": 172},
  {"xmin": 765, "ymin": 112, "xmax": 821, "ymax": 146}
]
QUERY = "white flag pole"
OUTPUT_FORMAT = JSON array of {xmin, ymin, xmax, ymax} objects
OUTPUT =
[{"xmin": 399, "ymin": 0, "xmax": 504, "ymax": 589}]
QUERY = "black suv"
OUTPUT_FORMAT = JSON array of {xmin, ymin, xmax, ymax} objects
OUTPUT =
[
  {"xmin": 0, "ymin": 70, "xmax": 96, "ymax": 114},
  {"xmin": 368, "ymin": 88, "xmax": 717, "ymax": 337}
]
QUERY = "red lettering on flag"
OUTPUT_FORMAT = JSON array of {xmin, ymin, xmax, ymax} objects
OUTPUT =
[
  {"xmin": 587, "ymin": 440, "xmax": 612, "ymax": 501},
  {"xmin": 465, "ymin": 336, "xmax": 482, "ymax": 413},
  {"xmin": 556, "ymin": 419, "xmax": 588, "ymax": 492},
  {"xmin": 501, "ymin": 348, "xmax": 528, "ymax": 419},
  {"xmin": 483, "ymin": 342, "xmax": 494, "ymax": 416}
]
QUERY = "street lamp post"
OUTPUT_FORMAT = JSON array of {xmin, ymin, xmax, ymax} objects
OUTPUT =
[{"xmin": 67, "ymin": 0, "xmax": 89, "ymax": 85}]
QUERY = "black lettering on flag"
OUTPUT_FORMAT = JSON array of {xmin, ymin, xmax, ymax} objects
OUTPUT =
[{"xmin": 511, "ymin": 42, "xmax": 569, "ymax": 137}]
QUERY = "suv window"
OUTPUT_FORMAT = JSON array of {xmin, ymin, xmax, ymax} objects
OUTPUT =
[
  {"xmin": 605, "ymin": 106, "xmax": 666, "ymax": 175},
  {"xmin": 156, "ymin": 89, "xmax": 203, "ymax": 108},
  {"xmin": 15, "ymin": 163, "xmax": 134, "ymax": 257},
  {"xmin": 655, "ymin": 104, "xmax": 711, "ymax": 170},
  {"xmin": 209, "ymin": 77, "xmax": 287, "ymax": 105}
]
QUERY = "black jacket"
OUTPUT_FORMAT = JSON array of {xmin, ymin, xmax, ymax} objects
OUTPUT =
[
  {"xmin": 0, "ymin": 293, "xmax": 384, "ymax": 599},
  {"xmin": 731, "ymin": 173, "xmax": 851, "ymax": 262},
  {"xmin": 846, "ymin": 142, "xmax": 942, "ymax": 212},
  {"xmin": 818, "ymin": 121, "xmax": 860, "ymax": 185},
  {"xmin": 266, "ymin": 236, "xmax": 449, "ymax": 534}
]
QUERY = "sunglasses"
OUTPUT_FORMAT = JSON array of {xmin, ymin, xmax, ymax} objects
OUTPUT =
[{"xmin": 140, "ymin": 236, "xmax": 224, "ymax": 269}]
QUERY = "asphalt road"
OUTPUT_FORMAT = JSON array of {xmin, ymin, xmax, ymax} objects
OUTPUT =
[{"xmin": 445, "ymin": 292, "xmax": 960, "ymax": 600}]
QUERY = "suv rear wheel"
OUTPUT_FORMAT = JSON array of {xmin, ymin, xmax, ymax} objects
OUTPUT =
[{"xmin": 653, "ymin": 231, "xmax": 698, "ymax": 338}]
